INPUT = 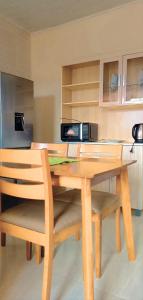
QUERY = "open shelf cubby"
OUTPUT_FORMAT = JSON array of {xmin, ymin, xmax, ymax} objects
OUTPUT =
[{"xmin": 62, "ymin": 60, "xmax": 100, "ymax": 121}]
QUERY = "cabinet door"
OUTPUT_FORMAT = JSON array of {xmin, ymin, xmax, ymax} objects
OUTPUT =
[
  {"xmin": 109, "ymin": 177, "xmax": 116, "ymax": 194},
  {"xmin": 122, "ymin": 145, "xmax": 143, "ymax": 209},
  {"xmin": 93, "ymin": 180, "xmax": 110, "ymax": 193},
  {"xmin": 122, "ymin": 53, "xmax": 143, "ymax": 104},
  {"xmin": 100, "ymin": 57, "xmax": 122, "ymax": 106}
]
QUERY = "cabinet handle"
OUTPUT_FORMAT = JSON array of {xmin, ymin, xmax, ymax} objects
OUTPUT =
[
  {"xmin": 122, "ymin": 75, "xmax": 125, "ymax": 87},
  {"xmin": 118, "ymin": 74, "xmax": 121, "ymax": 87}
]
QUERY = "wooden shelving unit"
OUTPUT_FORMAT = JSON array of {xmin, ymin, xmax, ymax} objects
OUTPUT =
[
  {"xmin": 61, "ymin": 52, "xmax": 143, "ymax": 122},
  {"xmin": 62, "ymin": 60, "xmax": 100, "ymax": 122},
  {"xmin": 63, "ymin": 100, "xmax": 99, "ymax": 107}
]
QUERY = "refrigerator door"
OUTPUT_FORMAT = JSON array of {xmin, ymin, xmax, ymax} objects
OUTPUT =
[{"xmin": 1, "ymin": 72, "xmax": 34, "ymax": 148}]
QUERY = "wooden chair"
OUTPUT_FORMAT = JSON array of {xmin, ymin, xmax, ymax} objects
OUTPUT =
[
  {"xmin": 31, "ymin": 142, "xmax": 69, "ymax": 195},
  {"xmin": 0, "ymin": 149, "xmax": 82, "ymax": 300},
  {"xmin": 31, "ymin": 142, "xmax": 68, "ymax": 157},
  {"xmin": 56, "ymin": 143, "xmax": 123, "ymax": 278},
  {"xmin": 1, "ymin": 142, "xmax": 69, "ymax": 260},
  {"xmin": 30, "ymin": 142, "xmax": 70, "ymax": 263}
]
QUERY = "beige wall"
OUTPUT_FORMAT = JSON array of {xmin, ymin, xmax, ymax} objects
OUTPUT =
[
  {"xmin": 31, "ymin": 1, "xmax": 143, "ymax": 142},
  {"xmin": 0, "ymin": 16, "xmax": 31, "ymax": 78}
]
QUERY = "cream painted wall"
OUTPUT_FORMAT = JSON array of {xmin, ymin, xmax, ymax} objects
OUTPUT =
[
  {"xmin": 0, "ymin": 16, "xmax": 31, "ymax": 78},
  {"xmin": 31, "ymin": 1, "xmax": 143, "ymax": 142}
]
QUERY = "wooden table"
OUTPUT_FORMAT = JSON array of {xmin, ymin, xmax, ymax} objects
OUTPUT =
[{"xmin": 51, "ymin": 158, "xmax": 136, "ymax": 300}]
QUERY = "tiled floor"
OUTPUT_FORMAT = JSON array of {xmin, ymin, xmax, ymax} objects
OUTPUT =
[{"xmin": 0, "ymin": 213, "xmax": 143, "ymax": 300}]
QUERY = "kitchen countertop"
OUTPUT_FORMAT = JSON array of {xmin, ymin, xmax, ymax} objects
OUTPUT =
[
  {"xmin": 65, "ymin": 141, "xmax": 143, "ymax": 146},
  {"xmin": 91, "ymin": 140, "xmax": 141, "ymax": 145}
]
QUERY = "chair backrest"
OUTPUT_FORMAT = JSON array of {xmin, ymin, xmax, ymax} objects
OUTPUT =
[
  {"xmin": 0, "ymin": 148, "xmax": 52, "ymax": 201},
  {"xmin": 0, "ymin": 148, "xmax": 54, "ymax": 236},
  {"xmin": 31, "ymin": 142, "xmax": 68, "ymax": 157},
  {"xmin": 77, "ymin": 144, "xmax": 123, "ymax": 159}
]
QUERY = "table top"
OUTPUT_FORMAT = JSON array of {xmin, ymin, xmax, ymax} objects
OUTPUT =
[{"xmin": 51, "ymin": 158, "xmax": 136, "ymax": 179}]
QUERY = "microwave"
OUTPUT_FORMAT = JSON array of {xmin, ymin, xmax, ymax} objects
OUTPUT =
[{"xmin": 61, "ymin": 122, "xmax": 98, "ymax": 142}]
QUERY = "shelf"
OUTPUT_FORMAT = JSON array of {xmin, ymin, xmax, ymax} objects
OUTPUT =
[
  {"xmin": 125, "ymin": 99, "xmax": 143, "ymax": 103},
  {"xmin": 63, "ymin": 100, "xmax": 99, "ymax": 107},
  {"xmin": 126, "ymin": 83, "xmax": 143, "ymax": 87},
  {"xmin": 101, "ymin": 102, "xmax": 143, "ymax": 110},
  {"xmin": 62, "ymin": 81, "xmax": 100, "ymax": 90}
]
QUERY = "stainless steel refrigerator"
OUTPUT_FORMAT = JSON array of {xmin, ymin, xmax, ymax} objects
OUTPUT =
[{"xmin": 0, "ymin": 72, "xmax": 34, "ymax": 148}]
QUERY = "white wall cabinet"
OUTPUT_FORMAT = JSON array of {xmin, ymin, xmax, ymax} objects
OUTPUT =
[{"xmin": 100, "ymin": 52, "xmax": 143, "ymax": 108}]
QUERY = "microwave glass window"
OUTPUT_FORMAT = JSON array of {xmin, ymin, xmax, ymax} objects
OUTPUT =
[{"xmin": 64, "ymin": 125, "xmax": 79, "ymax": 137}]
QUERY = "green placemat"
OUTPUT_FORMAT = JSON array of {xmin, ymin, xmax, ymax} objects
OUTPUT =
[{"xmin": 49, "ymin": 157, "xmax": 79, "ymax": 166}]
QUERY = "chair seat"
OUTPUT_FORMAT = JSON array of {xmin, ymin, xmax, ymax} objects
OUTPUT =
[
  {"xmin": 0, "ymin": 200, "xmax": 82, "ymax": 234},
  {"xmin": 55, "ymin": 189, "xmax": 120, "ymax": 214},
  {"xmin": 53, "ymin": 187, "xmax": 68, "ymax": 196}
]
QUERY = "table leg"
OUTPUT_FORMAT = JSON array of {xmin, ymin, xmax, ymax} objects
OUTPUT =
[
  {"xmin": 0, "ymin": 194, "xmax": 6, "ymax": 247},
  {"xmin": 120, "ymin": 167, "xmax": 136, "ymax": 261},
  {"xmin": 26, "ymin": 241, "xmax": 32, "ymax": 261},
  {"xmin": 1, "ymin": 233, "xmax": 6, "ymax": 247},
  {"xmin": 81, "ymin": 178, "xmax": 94, "ymax": 300}
]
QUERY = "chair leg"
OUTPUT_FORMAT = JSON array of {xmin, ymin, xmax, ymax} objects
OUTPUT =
[
  {"xmin": 1, "ymin": 233, "xmax": 6, "ymax": 247},
  {"xmin": 35, "ymin": 245, "xmax": 42, "ymax": 264},
  {"xmin": 42, "ymin": 243, "xmax": 54, "ymax": 300},
  {"xmin": 75, "ymin": 230, "xmax": 80, "ymax": 241},
  {"xmin": 41, "ymin": 246, "xmax": 45, "ymax": 258},
  {"xmin": 115, "ymin": 207, "xmax": 121, "ymax": 252},
  {"xmin": 95, "ymin": 214, "xmax": 102, "ymax": 278},
  {"xmin": 26, "ymin": 241, "xmax": 32, "ymax": 261}
]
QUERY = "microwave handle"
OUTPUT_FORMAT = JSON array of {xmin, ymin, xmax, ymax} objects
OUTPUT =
[{"xmin": 80, "ymin": 123, "xmax": 83, "ymax": 141}]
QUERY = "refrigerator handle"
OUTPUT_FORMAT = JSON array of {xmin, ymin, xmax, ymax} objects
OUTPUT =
[{"xmin": 21, "ymin": 114, "xmax": 24, "ymax": 130}]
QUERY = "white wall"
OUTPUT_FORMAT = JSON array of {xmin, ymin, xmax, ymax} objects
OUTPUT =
[
  {"xmin": 0, "ymin": 16, "xmax": 31, "ymax": 79},
  {"xmin": 31, "ymin": 1, "xmax": 143, "ymax": 142}
]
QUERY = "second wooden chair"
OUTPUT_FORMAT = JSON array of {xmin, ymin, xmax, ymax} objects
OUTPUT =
[
  {"xmin": 56, "ymin": 143, "xmax": 123, "ymax": 278},
  {"xmin": 30, "ymin": 142, "xmax": 69, "ymax": 262},
  {"xmin": 1, "ymin": 143, "xmax": 69, "ymax": 261}
]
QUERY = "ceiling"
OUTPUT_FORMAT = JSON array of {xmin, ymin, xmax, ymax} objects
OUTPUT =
[{"xmin": 0, "ymin": 0, "xmax": 135, "ymax": 32}]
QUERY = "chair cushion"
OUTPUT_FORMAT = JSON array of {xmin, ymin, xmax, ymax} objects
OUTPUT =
[
  {"xmin": 53, "ymin": 187, "xmax": 69, "ymax": 196},
  {"xmin": 55, "ymin": 189, "xmax": 120, "ymax": 214},
  {"xmin": 0, "ymin": 200, "xmax": 82, "ymax": 233}
]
